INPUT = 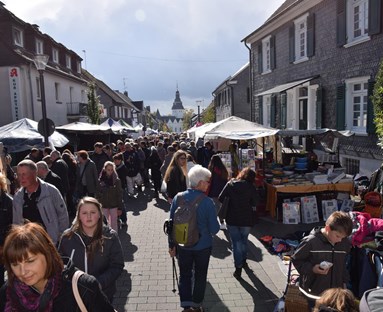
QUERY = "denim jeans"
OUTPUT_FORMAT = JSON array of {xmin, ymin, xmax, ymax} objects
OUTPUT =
[
  {"xmin": 177, "ymin": 247, "xmax": 212, "ymax": 308},
  {"xmin": 227, "ymin": 225, "xmax": 251, "ymax": 268}
]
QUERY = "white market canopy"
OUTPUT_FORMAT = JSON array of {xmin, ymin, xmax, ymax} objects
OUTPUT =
[
  {"xmin": 56, "ymin": 121, "xmax": 112, "ymax": 134},
  {"xmin": 100, "ymin": 118, "xmax": 133, "ymax": 134},
  {"xmin": 0, "ymin": 118, "xmax": 69, "ymax": 152},
  {"xmin": 203, "ymin": 116, "xmax": 278, "ymax": 140}
]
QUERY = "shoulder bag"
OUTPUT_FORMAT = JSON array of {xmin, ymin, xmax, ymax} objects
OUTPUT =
[{"xmin": 72, "ymin": 270, "xmax": 118, "ymax": 312}]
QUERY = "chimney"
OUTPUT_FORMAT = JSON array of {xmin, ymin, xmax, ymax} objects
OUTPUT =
[{"xmin": 124, "ymin": 91, "xmax": 128, "ymax": 97}]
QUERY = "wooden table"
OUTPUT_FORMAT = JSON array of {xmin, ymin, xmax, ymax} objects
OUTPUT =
[{"xmin": 265, "ymin": 182, "xmax": 355, "ymax": 218}]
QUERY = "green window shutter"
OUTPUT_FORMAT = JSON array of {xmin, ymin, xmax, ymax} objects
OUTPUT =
[
  {"xmin": 336, "ymin": 84, "xmax": 346, "ymax": 130},
  {"xmin": 270, "ymin": 95, "xmax": 276, "ymax": 128},
  {"xmin": 258, "ymin": 44, "xmax": 263, "ymax": 73},
  {"xmin": 367, "ymin": 79, "xmax": 376, "ymax": 134},
  {"xmin": 307, "ymin": 13, "xmax": 315, "ymax": 57},
  {"xmin": 280, "ymin": 93, "xmax": 287, "ymax": 129},
  {"xmin": 336, "ymin": 0, "xmax": 347, "ymax": 47},
  {"xmin": 258, "ymin": 96, "xmax": 263, "ymax": 124},
  {"xmin": 270, "ymin": 35, "xmax": 276, "ymax": 70},
  {"xmin": 316, "ymin": 86, "xmax": 323, "ymax": 129},
  {"xmin": 369, "ymin": 0, "xmax": 382, "ymax": 35},
  {"xmin": 289, "ymin": 24, "xmax": 295, "ymax": 63}
]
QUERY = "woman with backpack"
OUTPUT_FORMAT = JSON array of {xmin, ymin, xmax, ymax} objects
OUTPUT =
[{"xmin": 168, "ymin": 165, "xmax": 220, "ymax": 312}]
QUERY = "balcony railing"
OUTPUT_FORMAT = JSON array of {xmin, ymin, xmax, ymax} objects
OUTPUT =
[{"xmin": 67, "ymin": 102, "xmax": 88, "ymax": 116}]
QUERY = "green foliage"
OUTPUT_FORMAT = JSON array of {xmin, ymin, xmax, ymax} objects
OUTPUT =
[
  {"xmin": 182, "ymin": 109, "xmax": 194, "ymax": 130},
  {"xmin": 87, "ymin": 82, "xmax": 101, "ymax": 124},
  {"xmin": 201, "ymin": 102, "xmax": 215, "ymax": 123},
  {"xmin": 373, "ymin": 59, "xmax": 383, "ymax": 147}
]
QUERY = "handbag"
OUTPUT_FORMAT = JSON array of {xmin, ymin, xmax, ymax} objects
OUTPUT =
[{"xmin": 72, "ymin": 270, "xmax": 118, "ymax": 312}]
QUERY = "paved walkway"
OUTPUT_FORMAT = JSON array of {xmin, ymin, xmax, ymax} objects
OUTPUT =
[{"xmin": 113, "ymin": 189, "xmax": 288, "ymax": 312}]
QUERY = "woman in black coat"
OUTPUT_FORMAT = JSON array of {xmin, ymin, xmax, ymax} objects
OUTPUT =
[
  {"xmin": 163, "ymin": 150, "xmax": 188, "ymax": 203},
  {"xmin": 0, "ymin": 222, "xmax": 115, "ymax": 312},
  {"xmin": 218, "ymin": 167, "xmax": 258, "ymax": 280}
]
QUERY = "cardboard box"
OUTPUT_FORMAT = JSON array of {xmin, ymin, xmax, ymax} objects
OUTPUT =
[
  {"xmin": 301, "ymin": 195, "xmax": 320, "ymax": 223},
  {"xmin": 282, "ymin": 202, "xmax": 301, "ymax": 224}
]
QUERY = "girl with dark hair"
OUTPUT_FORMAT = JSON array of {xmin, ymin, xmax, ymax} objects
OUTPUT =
[
  {"xmin": 1, "ymin": 222, "xmax": 115, "ymax": 311},
  {"xmin": 218, "ymin": 167, "xmax": 258, "ymax": 279},
  {"xmin": 58, "ymin": 197, "xmax": 124, "ymax": 303},
  {"xmin": 207, "ymin": 155, "xmax": 229, "ymax": 230}
]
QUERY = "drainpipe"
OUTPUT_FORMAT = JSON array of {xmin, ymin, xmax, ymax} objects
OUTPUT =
[{"xmin": 243, "ymin": 41, "xmax": 253, "ymax": 122}]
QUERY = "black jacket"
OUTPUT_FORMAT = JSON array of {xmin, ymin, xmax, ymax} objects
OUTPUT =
[
  {"xmin": 0, "ymin": 260, "xmax": 115, "ymax": 311},
  {"xmin": 51, "ymin": 158, "xmax": 70, "ymax": 194},
  {"xmin": 218, "ymin": 180, "xmax": 257, "ymax": 227},
  {"xmin": 291, "ymin": 227, "xmax": 351, "ymax": 296},
  {"xmin": 58, "ymin": 226, "xmax": 124, "ymax": 300}
]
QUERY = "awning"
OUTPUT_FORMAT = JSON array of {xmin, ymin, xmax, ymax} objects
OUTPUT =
[{"xmin": 255, "ymin": 76, "xmax": 317, "ymax": 96}]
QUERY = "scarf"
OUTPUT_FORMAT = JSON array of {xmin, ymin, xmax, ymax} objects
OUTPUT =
[{"xmin": 5, "ymin": 270, "xmax": 62, "ymax": 312}]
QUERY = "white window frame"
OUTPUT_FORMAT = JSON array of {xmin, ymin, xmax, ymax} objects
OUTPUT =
[
  {"xmin": 262, "ymin": 35, "xmax": 271, "ymax": 74},
  {"xmin": 35, "ymin": 39, "xmax": 44, "ymax": 54},
  {"xmin": 52, "ymin": 48, "xmax": 59, "ymax": 63},
  {"xmin": 294, "ymin": 13, "xmax": 309, "ymax": 64},
  {"xmin": 263, "ymin": 95, "xmax": 271, "ymax": 127},
  {"xmin": 345, "ymin": 0, "xmax": 369, "ymax": 47},
  {"xmin": 345, "ymin": 76, "xmax": 369, "ymax": 134},
  {"xmin": 77, "ymin": 61, "xmax": 81, "ymax": 74},
  {"xmin": 65, "ymin": 54, "xmax": 71, "ymax": 69},
  {"xmin": 13, "ymin": 27, "xmax": 24, "ymax": 47}
]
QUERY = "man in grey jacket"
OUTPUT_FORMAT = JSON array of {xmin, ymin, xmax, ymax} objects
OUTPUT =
[{"xmin": 13, "ymin": 159, "xmax": 69, "ymax": 244}]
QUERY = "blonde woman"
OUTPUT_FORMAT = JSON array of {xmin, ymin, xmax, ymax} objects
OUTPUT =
[
  {"xmin": 163, "ymin": 150, "xmax": 188, "ymax": 203},
  {"xmin": 96, "ymin": 161, "xmax": 123, "ymax": 232},
  {"xmin": 58, "ymin": 197, "xmax": 124, "ymax": 303}
]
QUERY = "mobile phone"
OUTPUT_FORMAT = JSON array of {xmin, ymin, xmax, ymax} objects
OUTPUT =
[{"xmin": 319, "ymin": 261, "xmax": 333, "ymax": 270}]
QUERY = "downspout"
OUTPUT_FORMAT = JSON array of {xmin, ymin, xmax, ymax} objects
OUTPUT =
[
  {"xmin": 243, "ymin": 41, "xmax": 253, "ymax": 122},
  {"xmin": 27, "ymin": 63, "xmax": 36, "ymax": 119}
]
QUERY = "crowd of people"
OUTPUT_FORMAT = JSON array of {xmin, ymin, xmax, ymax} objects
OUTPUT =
[{"xmin": 0, "ymin": 134, "xmax": 378, "ymax": 311}]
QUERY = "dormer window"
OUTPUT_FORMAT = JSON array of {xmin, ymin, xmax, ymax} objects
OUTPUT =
[
  {"xmin": 52, "ymin": 48, "xmax": 59, "ymax": 63},
  {"xmin": 77, "ymin": 61, "xmax": 81, "ymax": 73},
  {"xmin": 35, "ymin": 39, "xmax": 44, "ymax": 54},
  {"xmin": 13, "ymin": 27, "xmax": 24, "ymax": 47},
  {"xmin": 66, "ymin": 54, "xmax": 71, "ymax": 69}
]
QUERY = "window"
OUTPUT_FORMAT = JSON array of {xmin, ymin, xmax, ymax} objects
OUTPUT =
[
  {"xmin": 65, "ymin": 55, "xmax": 71, "ymax": 69},
  {"xmin": 52, "ymin": 48, "xmax": 59, "ymax": 63},
  {"xmin": 337, "ymin": 0, "xmax": 380, "ymax": 47},
  {"xmin": 77, "ymin": 61, "xmax": 81, "ymax": 73},
  {"xmin": 36, "ymin": 77, "xmax": 41, "ymax": 98},
  {"xmin": 69, "ymin": 86, "xmax": 73, "ymax": 103},
  {"xmin": 263, "ymin": 95, "xmax": 271, "ymax": 127},
  {"xmin": 262, "ymin": 36, "xmax": 271, "ymax": 73},
  {"xmin": 35, "ymin": 39, "xmax": 44, "ymax": 54},
  {"xmin": 344, "ymin": 77, "xmax": 369, "ymax": 132},
  {"xmin": 13, "ymin": 27, "xmax": 24, "ymax": 47},
  {"xmin": 351, "ymin": 82, "xmax": 368, "ymax": 129},
  {"xmin": 347, "ymin": 0, "xmax": 369, "ymax": 43},
  {"xmin": 294, "ymin": 14, "xmax": 308, "ymax": 62},
  {"xmin": 55, "ymin": 82, "xmax": 60, "ymax": 102}
]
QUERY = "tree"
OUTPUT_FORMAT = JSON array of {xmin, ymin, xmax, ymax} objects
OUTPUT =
[
  {"xmin": 373, "ymin": 59, "xmax": 383, "ymax": 147},
  {"xmin": 201, "ymin": 102, "xmax": 215, "ymax": 123},
  {"xmin": 182, "ymin": 109, "xmax": 194, "ymax": 130},
  {"xmin": 87, "ymin": 82, "xmax": 101, "ymax": 124}
]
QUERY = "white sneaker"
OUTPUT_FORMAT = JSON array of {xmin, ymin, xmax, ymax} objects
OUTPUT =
[{"xmin": 220, "ymin": 223, "xmax": 227, "ymax": 230}]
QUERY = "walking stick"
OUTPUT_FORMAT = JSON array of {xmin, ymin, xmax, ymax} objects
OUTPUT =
[{"xmin": 172, "ymin": 257, "xmax": 179, "ymax": 293}]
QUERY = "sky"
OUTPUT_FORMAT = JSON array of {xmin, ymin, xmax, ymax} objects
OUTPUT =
[{"xmin": 3, "ymin": 0, "xmax": 285, "ymax": 115}]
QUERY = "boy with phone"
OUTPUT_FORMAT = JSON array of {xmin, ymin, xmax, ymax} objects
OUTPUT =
[{"xmin": 291, "ymin": 211, "xmax": 353, "ymax": 306}]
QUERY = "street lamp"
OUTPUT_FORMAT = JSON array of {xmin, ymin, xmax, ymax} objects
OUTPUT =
[{"xmin": 33, "ymin": 54, "xmax": 49, "ymax": 146}]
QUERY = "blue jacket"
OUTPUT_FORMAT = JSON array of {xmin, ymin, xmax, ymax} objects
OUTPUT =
[{"xmin": 169, "ymin": 189, "xmax": 220, "ymax": 250}]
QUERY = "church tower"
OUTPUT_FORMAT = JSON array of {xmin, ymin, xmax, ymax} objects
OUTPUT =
[{"xmin": 171, "ymin": 87, "xmax": 185, "ymax": 119}]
